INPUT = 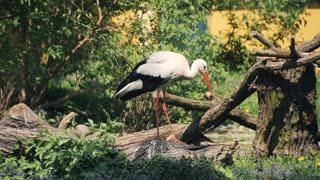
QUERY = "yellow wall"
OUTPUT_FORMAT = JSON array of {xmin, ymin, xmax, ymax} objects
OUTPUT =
[{"xmin": 207, "ymin": 9, "xmax": 320, "ymax": 48}]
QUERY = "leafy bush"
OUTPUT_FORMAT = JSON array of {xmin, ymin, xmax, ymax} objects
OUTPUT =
[
  {"xmin": 0, "ymin": 126, "xmax": 225, "ymax": 179},
  {"xmin": 228, "ymin": 152, "xmax": 320, "ymax": 180},
  {"xmin": 0, "ymin": 156, "xmax": 25, "ymax": 179},
  {"xmin": 80, "ymin": 156, "xmax": 225, "ymax": 180},
  {"xmin": 9, "ymin": 122, "xmax": 118, "ymax": 179}
]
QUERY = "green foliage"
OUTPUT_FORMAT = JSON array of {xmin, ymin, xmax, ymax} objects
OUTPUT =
[
  {"xmin": 0, "ymin": 119, "xmax": 225, "ymax": 179},
  {"xmin": 226, "ymin": 152, "xmax": 320, "ymax": 179},
  {"xmin": 0, "ymin": 156, "xmax": 25, "ymax": 179},
  {"xmin": 13, "ymin": 122, "xmax": 118, "ymax": 178},
  {"xmin": 213, "ymin": 0, "xmax": 308, "ymax": 70},
  {"xmin": 80, "ymin": 156, "xmax": 225, "ymax": 179},
  {"xmin": 2, "ymin": 136, "xmax": 320, "ymax": 180}
]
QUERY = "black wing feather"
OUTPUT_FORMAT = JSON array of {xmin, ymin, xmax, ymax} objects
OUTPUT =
[{"xmin": 115, "ymin": 59, "xmax": 169, "ymax": 100}]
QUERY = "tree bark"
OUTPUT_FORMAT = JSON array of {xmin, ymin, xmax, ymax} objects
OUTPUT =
[
  {"xmin": 253, "ymin": 62, "xmax": 319, "ymax": 155},
  {"xmin": 116, "ymin": 123, "xmax": 237, "ymax": 162},
  {"xmin": 0, "ymin": 103, "xmax": 85, "ymax": 154},
  {"xmin": 0, "ymin": 103, "xmax": 56, "ymax": 154},
  {"xmin": 251, "ymin": 32, "xmax": 320, "ymax": 156}
]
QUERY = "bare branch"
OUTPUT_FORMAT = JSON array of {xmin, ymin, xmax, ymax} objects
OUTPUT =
[
  {"xmin": 165, "ymin": 94, "xmax": 257, "ymax": 130},
  {"xmin": 251, "ymin": 32, "xmax": 320, "ymax": 59},
  {"xmin": 297, "ymin": 34, "xmax": 320, "ymax": 52},
  {"xmin": 251, "ymin": 49, "xmax": 291, "ymax": 58},
  {"xmin": 49, "ymin": 0, "xmax": 104, "ymax": 74},
  {"xmin": 0, "ymin": 88, "xmax": 14, "ymax": 115},
  {"xmin": 289, "ymin": 36, "xmax": 304, "ymax": 60},
  {"xmin": 263, "ymin": 52, "xmax": 320, "ymax": 71},
  {"xmin": 96, "ymin": 0, "xmax": 102, "ymax": 23},
  {"xmin": 250, "ymin": 31, "xmax": 278, "ymax": 50},
  {"xmin": 64, "ymin": 0, "xmax": 103, "ymax": 63}
]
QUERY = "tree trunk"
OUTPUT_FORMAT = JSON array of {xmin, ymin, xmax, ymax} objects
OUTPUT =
[{"xmin": 253, "ymin": 64, "xmax": 319, "ymax": 155}]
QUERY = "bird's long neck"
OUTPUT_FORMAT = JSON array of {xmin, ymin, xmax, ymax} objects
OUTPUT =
[{"xmin": 184, "ymin": 61, "xmax": 199, "ymax": 79}]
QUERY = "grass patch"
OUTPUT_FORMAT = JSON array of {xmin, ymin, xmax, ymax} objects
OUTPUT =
[{"xmin": 226, "ymin": 152, "xmax": 320, "ymax": 179}]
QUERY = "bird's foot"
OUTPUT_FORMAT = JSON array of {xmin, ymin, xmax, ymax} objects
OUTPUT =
[
  {"xmin": 166, "ymin": 134, "xmax": 185, "ymax": 144},
  {"xmin": 154, "ymin": 135, "xmax": 166, "ymax": 141}
]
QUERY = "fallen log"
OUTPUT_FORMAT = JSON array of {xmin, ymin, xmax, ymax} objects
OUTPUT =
[
  {"xmin": 0, "ymin": 103, "xmax": 56, "ymax": 154},
  {"xmin": 121, "ymin": 139, "xmax": 234, "ymax": 163},
  {"xmin": 116, "ymin": 124, "xmax": 238, "ymax": 162},
  {"xmin": 1, "ymin": 103, "xmax": 239, "ymax": 161},
  {"xmin": 0, "ymin": 103, "xmax": 82, "ymax": 154}
]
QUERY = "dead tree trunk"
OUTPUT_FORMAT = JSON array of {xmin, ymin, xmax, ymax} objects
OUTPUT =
[
  {"xmin": 253, "ymin": 64, "xmax": 318, "ymax": 155},
  {"xmin": 180, "ymin": 32, "xmax": 320, "ymax": 155},
  {"xmin": 251, "ymin": 34, "xmax": 320, "ymax": 155}
]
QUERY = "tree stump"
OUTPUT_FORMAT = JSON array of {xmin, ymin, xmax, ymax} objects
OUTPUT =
[{"xmin": 253, "ymin": 64, "xmax": 319, "ymax": 155}]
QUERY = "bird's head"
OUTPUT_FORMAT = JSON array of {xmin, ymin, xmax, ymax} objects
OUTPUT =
[{"xmin": 194, "ymin": 59, "xmax": 213, "ymax": 94}]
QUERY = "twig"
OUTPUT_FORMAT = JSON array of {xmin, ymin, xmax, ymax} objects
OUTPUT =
[
  {"xmin": 64, "ymin": 0, "xmax": 103, "ymax": 63},
  {"xmin": 68, "ymin": 0, "xmax": 95, "ymax": 26},
  {"xmin": 0, "ymin": 88, "xmax": 14, "ymax": 114}
]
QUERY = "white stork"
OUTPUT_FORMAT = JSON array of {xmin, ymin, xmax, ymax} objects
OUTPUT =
[{"xmin": 115, "ymin": 51, "xmax": 213, "ymax": 142}]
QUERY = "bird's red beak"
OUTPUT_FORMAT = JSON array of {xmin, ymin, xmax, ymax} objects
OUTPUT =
[{"xmin": 201, "ymin": 71, "xmax": 213, "ymax": 93}]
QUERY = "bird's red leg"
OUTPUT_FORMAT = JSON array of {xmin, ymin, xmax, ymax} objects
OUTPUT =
[
  {"xmin": 162, "ymin": 92, "xmax": 184, "ymax": 144},
  {"xmin": 155, "ymin": 91, "xmax": 160, "ymax": 138}
]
